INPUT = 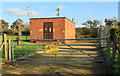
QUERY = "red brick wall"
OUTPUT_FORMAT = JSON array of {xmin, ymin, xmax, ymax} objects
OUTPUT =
[
  {"xmin": 30, "ymin": 17, "xmax": 75, "ymax": 44},
  {"xmin": 30, "ymin": 18, "xmax": 65, "ymax": 44},
  {"xmin": 30, "ymin": 18, "xmax": 65, "ymax": 39},
  {"xmin": 30, "ymin": 19, "xmax": 43, "ymax": 40},
  {"xmin": 65, "ymin": 18, "xmax": 75, "ymax": 43}
]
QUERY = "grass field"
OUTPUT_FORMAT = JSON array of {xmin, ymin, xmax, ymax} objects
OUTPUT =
[
  {"xmin": 1, "ymin": 35, "xmax": 45, "ymax": 62},
  {"xmin": 0, "ymin": 35, "xmax": 30, "ymax": 41},
  {"xmin": 14, "ymin": 42, "xmax": 44, "ymax": 59}
]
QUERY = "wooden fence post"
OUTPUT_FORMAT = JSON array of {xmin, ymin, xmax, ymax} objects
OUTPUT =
[
  {"xmin": 3, "ymin": 34, "xmax": 8, "ymax": 60},
  {"xmin": 17, "ymin": 21, "xmax": 21, "ymax": 45},
  {"xmin": 8, "ymin": 39, "xmax": 11, "ymax": 61},
  {"xmin": 12, "ymin": 40, "xmax": 14, "ymax": 62},
  {"xmin": 112, "ymin": 34, "xmax": 117, "ymax": 64},
  {"xmin": 107, "ymin": 37, "xmax": 110, "ymax": 67}
]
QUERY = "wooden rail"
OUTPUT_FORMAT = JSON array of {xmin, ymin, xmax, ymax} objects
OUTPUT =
[
  {"xmin": 0, "ymin": 34, "xmax": 8, "ymax": 61},
  {"xmin": 0, "ymin": 42, "xmax": 4, "ymax": 50}
]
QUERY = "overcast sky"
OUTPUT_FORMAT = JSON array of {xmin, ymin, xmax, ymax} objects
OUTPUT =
[{"xmin": 0, "ymin": 1, "xmax": 119, "ymax": 27}]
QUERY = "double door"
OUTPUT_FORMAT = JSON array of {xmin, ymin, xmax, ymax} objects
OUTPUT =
[{"xmin": 44, "ymin": 22, "xmax": 53, "ymax": 39}]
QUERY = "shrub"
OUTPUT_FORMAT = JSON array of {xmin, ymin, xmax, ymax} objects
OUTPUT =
[{"xmin": 75, "ymin": 27, "xmax": 98, "ymax": 38}]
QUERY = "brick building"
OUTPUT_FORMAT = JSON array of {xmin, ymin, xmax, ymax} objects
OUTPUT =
[{"xmin": 30, "ymin": 17, "xmax": 75, "ymax": 44}]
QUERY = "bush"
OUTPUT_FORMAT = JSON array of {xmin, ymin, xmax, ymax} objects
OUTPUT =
[
  {"xmin": 22, "ymin": 29, "xmax": 30, "ymax": 36},
  {"xmin": 3, "ymin": 29, "xmax": 18, "ymax": 35},
  {"xmin": 2, "ymin": 28, "xmax": 30, "ymax": 36},
  {"xmin": 75, "ymin": 27, "xmax": 98, "ymax": 38},
  {"xmin": 82, "ymin": 27, "xmax": 91, "ymax": 35}
]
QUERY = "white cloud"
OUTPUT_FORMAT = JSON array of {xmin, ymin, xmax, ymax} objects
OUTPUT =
[
  {"xmin": 6, "ymin": 8, "xmax": 27, "ymax": 16},
  {"xmin": 6, "ymin": 8, "xmax": 38, "ymax": 16}
]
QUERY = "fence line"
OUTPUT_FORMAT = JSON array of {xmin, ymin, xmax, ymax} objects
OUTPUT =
[{"xmin": 12, "ymin": 38, "xmax": 107, "ymax": 41}]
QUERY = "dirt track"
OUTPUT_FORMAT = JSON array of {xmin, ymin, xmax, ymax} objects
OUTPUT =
[{"xmin": 2, "ymin": 40, "xmax": 113, "ymax": 75}]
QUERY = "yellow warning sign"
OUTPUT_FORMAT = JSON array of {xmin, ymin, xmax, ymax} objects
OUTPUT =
[
  {"xmin": 102, "ymin": 27, "xmax": 104, "ymax": 30},
  {"xmin": 45, "ymin": 45, "xmax": 58, "ymax": 55}
]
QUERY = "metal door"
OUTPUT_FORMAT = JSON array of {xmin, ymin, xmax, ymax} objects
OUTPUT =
[{"xmin": 44, "ymin": 22, "xmax": 53, "ymax": 39}]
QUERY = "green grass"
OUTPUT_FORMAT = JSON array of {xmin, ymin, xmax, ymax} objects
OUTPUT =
[
  {"xmin": 1, "ymin": 36, "xmax": 45, "ymax": 62},
  {"xmin": 111, "ymin": 50, "xmax": 120, "ymax": 76},
  {"xmin": 11, "ymin": 41, "xmax": 45, "ymax": 59},
  {"xmin": 14, "ymin": 41, "xmax": 44, "ymax": 58},
  {"xmin": 1, "ymin": 39, "xmax": 45, "ymax": 70},
  {"xmin": 108, "ymin": 47, "xmax": 120, "ymax": 76},
  {"xmin": 0, "ymin": 35, "xmax": 30, "ymax": 41},
  {"xmin": 103, "ymin": 46, "xmax": 120, "ymax": 75}
]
